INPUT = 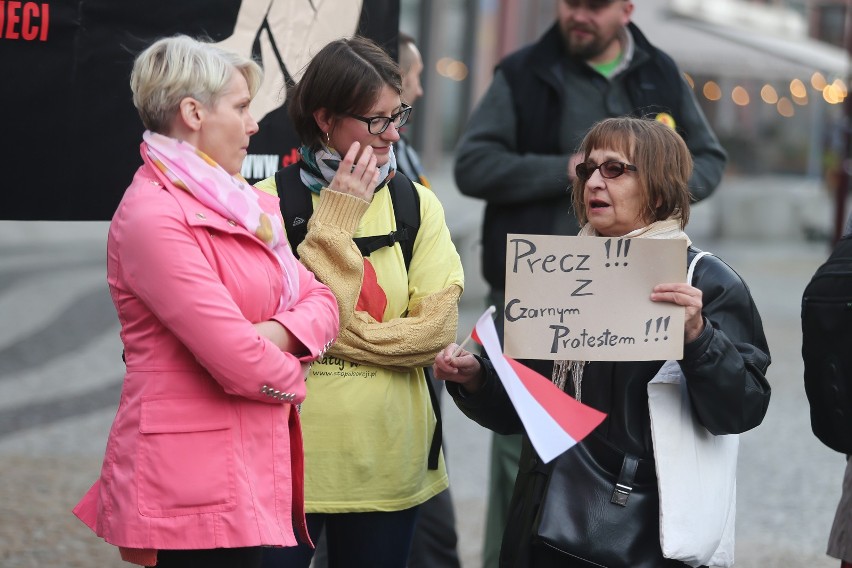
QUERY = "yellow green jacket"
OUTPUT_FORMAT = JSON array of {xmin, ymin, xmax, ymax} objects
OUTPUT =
[{"xmin": 256, "ymin": 176, "xmax": 464, "ymax": 512}]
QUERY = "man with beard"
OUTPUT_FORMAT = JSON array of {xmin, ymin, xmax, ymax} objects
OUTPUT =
[{"xmin": 452, "ymin": 1, "xmax": 726, "ymax": 566}]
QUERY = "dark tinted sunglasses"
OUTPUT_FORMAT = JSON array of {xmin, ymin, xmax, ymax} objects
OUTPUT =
[{"xmin": 575, "ymin": 160, "xmax": 638, "ymax": 182}]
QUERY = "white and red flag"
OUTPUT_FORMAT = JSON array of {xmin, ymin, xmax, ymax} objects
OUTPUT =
[{"xmin": 468, "ymin": 306, "xmax": 606, "ymax": 463}]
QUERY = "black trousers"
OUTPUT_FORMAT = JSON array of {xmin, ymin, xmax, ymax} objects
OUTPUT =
[
  {"xmin": 530, "ymin": 543, "xmax": 697, "ymax": 568},
  {"xmin": 152, "ymin": 547, "xmax": 262, "ymax": 568},
  {"xmin": 406, "ymin": 486, "xmax": 461, "ymax": 568}
]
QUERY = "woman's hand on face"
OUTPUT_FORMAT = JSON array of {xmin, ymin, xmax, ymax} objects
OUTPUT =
[
  {"xmin": 433, "ymin": 343, "xmax": 486, "ymax": 394},
  {"xmin": 650, "ymin": 283, "xmax": 705, "ymax": 343},
  {"xmin": 328, "ymin": 141, "xmax": 381, "ymax": 203}
]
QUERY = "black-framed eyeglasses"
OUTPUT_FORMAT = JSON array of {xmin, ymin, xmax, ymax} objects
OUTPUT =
[
  {"xmin": 345, "ymin": 105, "xmax": 412, "ymax": 135},
  {"xmin": 575, "ymin": 160, "xmax": 638, "ymax": 182}
]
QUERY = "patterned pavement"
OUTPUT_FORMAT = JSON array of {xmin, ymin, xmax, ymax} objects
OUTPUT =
[{"xmin": 0, "ymin": 180, "xmax": 848, "ymax": 566}]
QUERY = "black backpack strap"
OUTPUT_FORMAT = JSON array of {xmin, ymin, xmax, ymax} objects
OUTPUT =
[
  {"xmin": 424, "ymin": 367, "xmax": 442, "ymax": 470},
  {"xmin": 388, "ymin": 173, "xmax": 420, "ymax": 271},
  {"xmin": 276, "ymin": 162, "xmax": 313, "ymax": 258},
  {"xmin": 354, "ymin": 173, "xmax": 438, "ymax": 468},
  {"xmin": 385, "ymin": 175, "xmax": 441, "ymax": 469},
  {"xmin": 352, "ymin": 172, "xmax": 420, "ymax": 270},
  {"xmin": 278, "ymin": 167, "xmax": 438, "ymax": 467}
]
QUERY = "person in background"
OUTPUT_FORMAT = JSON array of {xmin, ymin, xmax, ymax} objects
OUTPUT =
[
  {"xmin": 397, "ymin": 30, "xmax": 463, "ymax": 568},
  {"xmin": 827, "ymin": 210, "xmax": 852, "ymax": 568},
  {"xmin": 395, "ymin": 32, "xmax": 430, "ymax": 188},
  {"xmin": 436, "ymin": 116, "xmax": 769, "ymax": 567},
  {"xmin": 452, "ymin": 1, "xmax": 728, "ymax": 564},
  {"xmin": 72, "ymin": 35, "xmax": 340, "ymax": 568},
  {"xmin": 259, "ymin": 36, "xmax": 464, "ymax": 568}
]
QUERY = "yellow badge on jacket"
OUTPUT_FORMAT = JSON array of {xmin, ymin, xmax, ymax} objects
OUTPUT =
[{"xmin": 655, "ymin": 112, "xmax": 676, "ymax": 130}]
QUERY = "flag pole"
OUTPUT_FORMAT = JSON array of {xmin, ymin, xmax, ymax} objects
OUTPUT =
[{"xmin": 452, "ymin": 305, "xmax": 496, "ymax": 356}]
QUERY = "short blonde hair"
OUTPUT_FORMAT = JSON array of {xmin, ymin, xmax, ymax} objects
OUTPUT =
[{"xmin": 130, "ymin": 35, "xmax": 262, "ymax": 133}]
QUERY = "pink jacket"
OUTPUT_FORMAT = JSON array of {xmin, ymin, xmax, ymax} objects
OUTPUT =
[{"xmin": 73, "ymin": 151, "xmax": 339, "ymax": 551}]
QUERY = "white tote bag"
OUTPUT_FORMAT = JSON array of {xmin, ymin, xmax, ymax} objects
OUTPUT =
[{"xmin": 648, "ymin": 252, "xmax": 738, "ymax": 568}]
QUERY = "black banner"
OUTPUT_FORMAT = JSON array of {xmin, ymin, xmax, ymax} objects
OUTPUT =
[{"xmin": 0, "ymin": 0, "xmax": 399, "ymax": 220}]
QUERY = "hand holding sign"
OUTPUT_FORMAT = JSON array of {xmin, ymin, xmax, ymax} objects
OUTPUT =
[
  {"xmin": 504, "ymin": 234, "xmax": 687, "ymax": 361},
  {"xmin": 651, "ymin": 281, "xmax": 705, "ymax": 343}
]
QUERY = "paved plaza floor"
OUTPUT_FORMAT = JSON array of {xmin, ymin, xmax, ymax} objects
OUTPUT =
[{"xmin": 0, "ymin": 173, "xmax": 848, "ymax": 566}]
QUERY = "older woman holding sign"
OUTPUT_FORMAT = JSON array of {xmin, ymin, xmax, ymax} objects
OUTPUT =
[{"xmin": 434, "ymin": 116, "xmax": 771, "ymax": 568}]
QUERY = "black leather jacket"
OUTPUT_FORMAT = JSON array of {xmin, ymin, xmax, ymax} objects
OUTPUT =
[{"xmin": 447, "ymin": 247, "xmax": 771, "ymax": 567}]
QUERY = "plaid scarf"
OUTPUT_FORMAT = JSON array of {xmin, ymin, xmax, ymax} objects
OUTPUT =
[{"xmin": 297, "ymin": 143, "xmax": 397, "ymax": 194}]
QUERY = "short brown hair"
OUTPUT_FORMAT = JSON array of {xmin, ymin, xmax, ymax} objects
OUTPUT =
[
  {"xmin": 571, "ymin": 117, "xmax": 693, "ymax": 229},
  {"xmin": 288, "ymin": 36, "xmax": 402, "ymax": 151},
  {"xmin": 398, "ymin": 32, "xmax": 418, "ymax": 73}
]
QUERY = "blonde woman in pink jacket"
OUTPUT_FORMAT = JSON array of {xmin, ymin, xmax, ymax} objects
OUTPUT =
[{"xmin": 71, "ymin": 35, "xmax": 369, "ymax": 568}]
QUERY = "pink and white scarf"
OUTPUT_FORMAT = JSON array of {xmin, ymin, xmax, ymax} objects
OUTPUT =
[{"xmin": 143, "ymin": 130, "xmax": 300, "ymax": 309}]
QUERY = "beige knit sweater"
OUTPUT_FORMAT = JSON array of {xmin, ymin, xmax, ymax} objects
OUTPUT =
[{"xmin": 297, "ymin": 188, "xmax": 462, "ymax": 372}]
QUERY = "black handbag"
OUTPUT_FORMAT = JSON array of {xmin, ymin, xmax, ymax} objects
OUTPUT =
[{"xmin": 532, "ymin": 433, "xmax": 667, "ymax": 568}]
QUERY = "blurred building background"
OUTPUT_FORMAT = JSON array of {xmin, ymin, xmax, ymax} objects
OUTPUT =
[
  {"xmin": 1, "ymin": 4, "xmax": 849, "ymax": 566},
  {"xmin": 398, "ymin": 0, "xmax": 851, "ymax": 240}
]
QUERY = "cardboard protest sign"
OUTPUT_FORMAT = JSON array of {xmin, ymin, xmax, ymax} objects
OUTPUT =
[{"xmin": 503, "ymin": 234, "xmax": 687, "ymax": 361}]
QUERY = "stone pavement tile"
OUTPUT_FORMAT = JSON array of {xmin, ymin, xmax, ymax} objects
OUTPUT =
[
  {"xmin": 0, "ymin": 455, "xmax": 120, "ymax": 568},
  {"xmin": 1, "ymin": 203, "xmax": 848, "ymax": 567},
  {"xmin": 687, "ymin": 239, "xmax": 843, "ymax": 568}
]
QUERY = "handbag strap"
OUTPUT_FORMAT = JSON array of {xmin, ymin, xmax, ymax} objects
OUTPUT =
[
  {"xmin": 605, "ymin": 253, "xmax": 710, "ymax": 509},
  {"xmin": 611, "ymin": 454, "xmax": 640, "ymax": 507},
  {"xmin": 609, "ymin": 253, "xmax": 711, "ymax": 507},
  {"xmin": 687, "ymin": 250, "xmax": 713, "ymax": 283}
]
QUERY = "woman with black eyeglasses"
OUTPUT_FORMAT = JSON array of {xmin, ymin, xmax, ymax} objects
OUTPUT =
[
  {"xmin": 433, "ymin": 117, "xmax": 771, "ymax": 567},
  {"xmin": 258, "ymin": 36, "xmax": 463, "ymax": 568}
]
